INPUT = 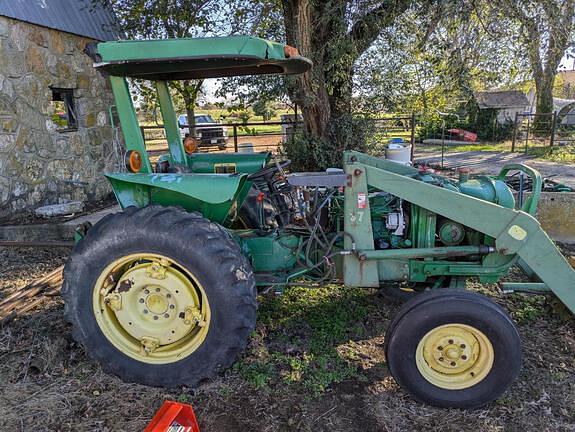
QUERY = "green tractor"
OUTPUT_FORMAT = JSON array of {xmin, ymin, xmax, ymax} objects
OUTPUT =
[{"xmin": 63, "ymin": 36, "xmax": 575, "ymax": 409}]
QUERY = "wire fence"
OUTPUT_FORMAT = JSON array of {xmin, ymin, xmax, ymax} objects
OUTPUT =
[
  {"xmin": 140, "ymin": 114, "xmax": 417, "ymax": 161},
  {"xmin": 512, "ymin": 111, "xmax": 575, "ymax": 151},
  {"xmin": 137, "ymin": 110, "xmax": 573, "ymax": 178}
]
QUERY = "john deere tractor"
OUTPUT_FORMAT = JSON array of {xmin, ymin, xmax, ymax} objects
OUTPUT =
[{"xmin": 63, "ymin": 36, "xmax": 575, "ymax": 409}]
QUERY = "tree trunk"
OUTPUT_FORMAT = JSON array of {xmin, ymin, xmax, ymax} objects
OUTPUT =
[
  {"xmin": 533, "ymin": 73, "xmax": 555, "ymax": 135},
  {"xmin": 283, "ymin": 0, "xmax": 331, "ymax": 140},
  {"xmin": 176, "ymin": 79, "xmax": 203, "ymax": 138},
  {"xmin": 507, "ymin": 0, "xmax": 575, "ymax": 134},
  {"xmin": 535, "ymin": 74, "xmax": 555, "ymax": 115},
  {"xmin": 281, "ymin": 0, "xmax": 411, "ymax": 169},
  {"xmin": 284, "ymin": 0, "xmax": 358, "ymax": 137},
  {"xmin": 185, "ymin": 103, "xmax": 196, "ymax": 137}
]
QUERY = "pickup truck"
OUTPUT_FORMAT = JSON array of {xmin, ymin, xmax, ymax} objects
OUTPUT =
[{"xmin": 178, "ymin": 114, "xmax": 228, "ymax": 149}]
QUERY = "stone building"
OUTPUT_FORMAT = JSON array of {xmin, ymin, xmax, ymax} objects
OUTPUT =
[{"xmin": 0, "ymin": 1, "xmax": 120, "ymax": 219}]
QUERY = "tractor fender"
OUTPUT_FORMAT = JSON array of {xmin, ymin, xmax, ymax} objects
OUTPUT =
[{"xmin": 105, "ymin": 172, "xmax": 248, "ymax": 224}]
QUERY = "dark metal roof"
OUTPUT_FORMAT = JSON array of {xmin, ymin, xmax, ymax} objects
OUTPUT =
[
  {"xmin": 475, "ymin": 90, "xmax": 529, "ymax": 109},
  {"xmin": 0, "ymin": 0, "xmax": 119, "ymax": 41}
]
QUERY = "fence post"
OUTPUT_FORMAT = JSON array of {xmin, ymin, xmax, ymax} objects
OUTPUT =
[
  {"xmin": 511, "ymin": 111, "xmax": 518, "ymax": 152},
  {"xmin": 524, "ymin": 115, "xmax": 530, "ymax": 154},
  {"xmin": 441, "ymin": 118, "xmax": 446, "ymax": 169},
  {"xmin": 410, "ymin": 112, "xmax": 416, "ymax": 162},
  {"xmin": 549, "ymin": 110, "xmax": 557, "ymax": 147},
  {"xmin": 233, "ymin": 125, "xmax": 238, "ymax": 153},
  {"xmin": 294, "ymin": 104, "xmax": 298, "ymax": 132}
]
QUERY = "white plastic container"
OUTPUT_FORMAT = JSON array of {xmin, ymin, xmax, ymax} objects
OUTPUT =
[
  {"xmin": 385, "ymin": 143, "xmax": 412, "ymax": 165},
  {"xmin": 238, "ymin": 142, "xmax": 254, "ymax": 153}
]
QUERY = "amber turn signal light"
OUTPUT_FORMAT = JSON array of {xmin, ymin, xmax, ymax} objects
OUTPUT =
[
  {"xmin": 284, "ymin": 45, "xmax": 299, "ymax": 58},
  {"xmin": 125, "ymin": 150, "xmax": 143, "ymax": 172},
  {"xmin": 184, "ymin": 136, "xmax": 199, "ymax": 154}
]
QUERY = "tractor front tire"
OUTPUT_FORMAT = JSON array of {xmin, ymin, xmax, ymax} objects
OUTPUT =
[
  {"xmin": 384, "ymin": 289, "xmax": 521, "ymax": 409},
  {"xmin": 62, "ymin": 205, "xmax": 256, "ymax": 387}
]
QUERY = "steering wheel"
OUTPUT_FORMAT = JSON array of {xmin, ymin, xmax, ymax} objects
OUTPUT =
[{"xmin": 247, "ymin": 159, "xmax": 291, "ymax": 181}]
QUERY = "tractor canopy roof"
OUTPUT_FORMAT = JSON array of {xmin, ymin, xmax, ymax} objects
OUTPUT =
[{"xmin": 93, "ymin": 36, "xmax": 312, "ymax": 80}]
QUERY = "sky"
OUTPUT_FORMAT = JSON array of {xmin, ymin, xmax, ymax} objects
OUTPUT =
[
  {"xmin": 560, "ymin": 55, "xmax": 575, "ymax": 71},
  {"xmin": 200, "ymin": 51, "xmax": 575, "ymax": 105}
]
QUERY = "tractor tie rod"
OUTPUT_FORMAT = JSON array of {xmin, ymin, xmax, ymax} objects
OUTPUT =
[
  {"xmin": 357, "ymin": 245, "xmax": 495, "ymax": 261},
  {"xmin": 0, "ymin": 240, "xmax": 75, "ymax": 248}
]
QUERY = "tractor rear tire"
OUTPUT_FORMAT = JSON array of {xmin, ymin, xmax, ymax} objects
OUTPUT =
[
  {"xmin": 384, "ymin": 289, "xmax": 521, "ymax": 409},
  {"xmin": 62, "ymin": 205, "xmax": 257, "ymax": 387}
]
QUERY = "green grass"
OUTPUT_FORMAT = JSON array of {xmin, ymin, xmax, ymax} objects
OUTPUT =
[
  {"xmin": 236, "ymin": 285, "xmax": 374, "ymax": 395},
  {"xmin": 418, "ymin": 141, "xmax": 513, "ymax": 153},
  {"xmin": 140, "ymin": 108, "xmax": 289, "ymax": 137},
  {"xmin": 202, "ymin": 108, "xmax": 293, "ymax": 124},
  {"xmin": 525, "ymin": 145, "xmax": 575, "ymax": 164},
  {"xmin": 508, "ymin": 294, "xmax": 548, "ymax": 323},
  {"xmin": 233, "ymin": 124, "xmax": 283, "ymax": 136},
  {"xmin": 419, "ymin": 140, "xmax": 575, "ymax": 165}
]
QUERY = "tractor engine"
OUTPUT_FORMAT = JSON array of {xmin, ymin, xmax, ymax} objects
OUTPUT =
[
  {"xmin": 241, "ymin": 163, "xmax": 518, "ymax": 278},
  {"xmin": 369, "ymin": 169, "xmax": 517, "ymax": 251},
  {"xmin": 370, "ymin": 193, "xmax": 410, "ymax": 249}
]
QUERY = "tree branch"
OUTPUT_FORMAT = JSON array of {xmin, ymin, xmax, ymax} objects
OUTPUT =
[
  {"xmin": 348, "ymin": 0, "xmax": 412, "ymax": 55},
  {"xmin": 503, "ymin": 0, "xmax": 543, "ymax": 82}
]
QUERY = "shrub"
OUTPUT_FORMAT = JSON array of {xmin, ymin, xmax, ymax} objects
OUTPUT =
[{"xmin": 281, "ymin": 115, "xmax": 379, "ymax": 171}]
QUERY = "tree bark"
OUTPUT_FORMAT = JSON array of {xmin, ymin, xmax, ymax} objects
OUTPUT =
[
  {"xmin": 534, "ymin": 72, "xmax": 555, "ymax": 116},
  {"xmin": 173, "ymin": 79, "xmax": 203, "ymax": 137},
  {"xmin": 282, "ymin": 0, "xmax": 411, "ymax": 147},
  {"xmin": 506, "ymin": 0, "xmax": 575, "ymax": 122},
  {"xmin": 283, "ymin": 0, "xmax": 331, "ymax": 139}
]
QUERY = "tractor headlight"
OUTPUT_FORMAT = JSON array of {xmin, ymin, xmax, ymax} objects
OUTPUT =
[{"xmin": 125, "ymin": 150, "xmax": 143, "ymax": 173}]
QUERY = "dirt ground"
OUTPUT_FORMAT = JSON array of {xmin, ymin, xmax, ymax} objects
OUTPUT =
[{"xmin": 1, "ymin": 246, "xmax": 574, "ymax": 432}]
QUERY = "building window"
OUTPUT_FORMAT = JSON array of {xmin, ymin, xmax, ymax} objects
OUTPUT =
[{"xmin": 50, "ymin": 88, "xmax": 77, "ymax": 130}]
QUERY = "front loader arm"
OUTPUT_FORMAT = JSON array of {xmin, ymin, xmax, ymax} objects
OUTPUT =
[{"xmin": 343, "ymin": 152, "xmax": 575, "ymax": 314}]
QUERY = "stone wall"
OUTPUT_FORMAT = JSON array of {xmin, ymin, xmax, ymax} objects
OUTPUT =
[
  {"xmin": 0, "ymin": 16, "xmax": 120, "ymax": 219},
  {"xmin": 525, "ymin": 192, "xmax": 575, "ymax": 245}
]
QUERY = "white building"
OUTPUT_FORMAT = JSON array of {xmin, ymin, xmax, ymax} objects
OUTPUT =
[{"xmin": 474, "ymin": 90, "xmax": 530, "ymax": 125}]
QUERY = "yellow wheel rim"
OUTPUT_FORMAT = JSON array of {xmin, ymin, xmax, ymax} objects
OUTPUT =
[
  {"xmin": 93, "ymin": 253, "xmax": 211, "ymax": 364},
  {"xmin": 415, "ymin": 323, "xmax": 494, "ymax": 390}
]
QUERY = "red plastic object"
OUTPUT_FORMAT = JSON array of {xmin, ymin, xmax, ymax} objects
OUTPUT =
[
  {"xmin": 145, "ymin": 401, "xmax": 200, "ymax": 432},
  {"xmin": 447, "ymin": 128, "xmax": 478, "ymax": 142}
]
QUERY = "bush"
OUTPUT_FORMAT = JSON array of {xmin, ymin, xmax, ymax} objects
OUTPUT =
[
  {"xmin": 417, "ymin": 108, "xmax": 515, "ymax": 143},
  {"xmin": 253, "ymin": 100, "xmax": 276, "ymax": 122},
  {"xmin": 237, "ymin": 110, "xmax": 252, "ymax": 124},
  {"xmin": 282, "ymin": 115, "xmax": 379, "ymax": 171}
]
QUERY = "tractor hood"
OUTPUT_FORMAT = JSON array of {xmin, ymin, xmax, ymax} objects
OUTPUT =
[
  {"xmin": 91, "ymin": 36, "xmax": 312, "ymax": 80},
  {"xmin": 105, "ymin": 172, "xmax": 248, "ymax": 224}
]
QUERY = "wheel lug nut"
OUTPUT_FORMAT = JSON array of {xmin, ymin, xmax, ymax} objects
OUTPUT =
[
  {"xmin": 153, "ymin": 316, "xmax": 158, "ymax": 320},
  {"xmin": 439, "ymin": 357, "xmax": 444, "ymax": 361},
  {"xmin": 156, "ymin": 288, "xmax": 161, "ymax": 292},
  {"xmin": 164, "ymin": 313, "xmax": 169, "ymax": 318},
  {"xmin": 169, "ymin": 305, "xmax": 175, "ymax": 309},
  {"xmin": 144, "ymin": 289, "xmax": 149, "ymax": 294},
  {"xmin": 450, "ymin": 361, "xmax": 456, "ymax": 366},
  {"xmin": 437, "ymin": 346, "xmax": 443, "ymax": 351},
  {"xmin": 166, "ymin": 294, "xmax": 171, "ymax": 298},
  {"xmin": 139, "ymin": 298, "xmax": 144, "ymax": 303},
  {"xmin": 461, "ymin": 355, "xmax": 467, "ymax": 360},
  {"xmin": 448, "ymin": 339, "xmax": 454, "ymax": 344},
  {"xmin": 460, "ymin": 344, "xmax": 466, "ymax": 349},
  {"xmin": 143, "ymin": 309, "xmax": 148, "ymax": 314}
]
